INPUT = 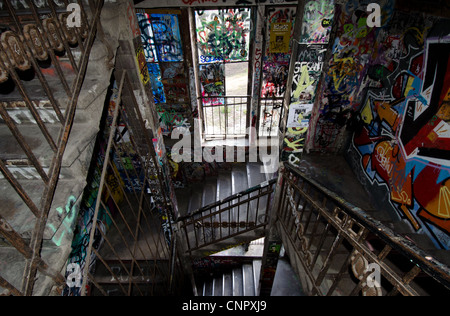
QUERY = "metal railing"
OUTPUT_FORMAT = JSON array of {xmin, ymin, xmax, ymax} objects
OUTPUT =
[
  {"xmin": 277, "ymin": 163, "xmax": 450, "ymax": 296},
  {"xmin": 258, "ymin": 97, "xmax": 284, "ymax": 137},
  {"xmin": 0, "ymin": 0, "xmax": 105, "ymax": 295},
  {"xmin": 178, "ymin": 178, "xmax": 277, "ymax": 257},
  {"xmin": 75, "ymin": 72, "xmax": 183, "ymax": 296},
  {"xmin": 201, "ymin": 95, "xmax": 249, "ymax": 139}
]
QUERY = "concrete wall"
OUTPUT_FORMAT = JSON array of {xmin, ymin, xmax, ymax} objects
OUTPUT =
[{"xmin": 304, "ymin": 0, "xmax": 450, "ymax": 249}]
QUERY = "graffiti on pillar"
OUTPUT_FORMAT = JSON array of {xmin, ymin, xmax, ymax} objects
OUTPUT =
[
  {"xmin": 260, "ymin": 7, "xmax": 296, "ymax": 99},
  {"xmin": 300, "ymin": 0, "xmax": 335, "ymax": 44}
]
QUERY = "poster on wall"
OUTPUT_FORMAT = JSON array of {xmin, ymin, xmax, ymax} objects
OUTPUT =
[
  {"xmin": 269, "ymin": 22, "xmax": 291, "ymax": 54},
  {"xmin": 287, "ymin": 103, "xmax": 313, "ymax": 128}
]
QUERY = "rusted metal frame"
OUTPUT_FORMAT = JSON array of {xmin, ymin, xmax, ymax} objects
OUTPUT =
[
  {"xmin": 183, "ymin": 219, "xmax": 193, "ymax": 256},
  {"xmin": 23, "ymin": 0, "xmax": 104, "ymax": 296},
  {"xmin": 91, "ymin": 220, "xmax": 152, "ymax": 296},
  {"xmin": 312, "ymin": 231, "xmax": 345, "ymax": 295},
  {"xmin": 277, "ymin": 214, "xmax": 324, "ymax": 296},
  {"xmin": 91, "ymin": 247, "xmax": 129, "ymax": 296},
  {"xmin": 179, "ymin": 178, "xmax": 278, "ymax": 222},
  {"xmin": 190, "ymin": 222, "xmax": 269, "ymax": 252},
  {"xmin": 46, "ymin": 0, "xmax": 79, "ymax": 74},
  {"xmin": 263, "ymin": 184, "xmax": 274, "ymax": 230},
  {"xmin": 111, "ymin": 129, "xmax": 173, "ymax": 264},
  {"xmin": 318, "ymin": 204, "xmax": 419, "ymax": 296},
  {"xmin": 310, "ymin": 221, "xmax": 332, "ymax": 269},
  {"xmin": 25, "ymin": 0, "xmax": 73, "ymax": 98},
  {"xmin": 96, "ymin": 141, "xmax": 155, "ymax": 292},
  {"xmin": 5, "ymin": 1, "xmax": 65, "ymax": 125},
  {"xmin": 325, "ymin": 250, "xmax": 355, "ymax": 296},
  {"xmin": 0, "ymin": 275, "xmax": 23, "ymax": 296},
  {"xmin": 0, "ymin": 51, "xmax": 58, "ymax": 152},
  {"xmin": 387, "ymin": 266, "xmax": 422, "ymax": 296},
  {"xmin": 0, "ymin": 214, "xmax": 65, "ymax": 286},
  {"xmin": 107, "ymin": 146, "xmax": 166, "ymax": 264},
  {"xmin": 113, "ymin": 122, "xmax": 160, "ymax": 221},
  {"xmin": 61, "ymin": 0, "xmax": 86, "ymax": 53},
  {"xmin": 102, "ymin": 118, "xmax": 171, "ymax": 293},
  {"xmin": 87, "ymin": 272, "xmax": 108, "ymax": 296},
  {"xmin": 307, "ymin": 205, "xmax": 328, "ymax": 251},
  {"xmin": 121, "ymin": 73, "xmax": 170, "ymax": 209},
  {"xmin": 128, "ymin": 164, "xmax": 155, "ymax": 296},
  {"xmin": 0, "ymin": 103, "xmax": 49, "ymax": 184},
  {"xmin": 255, "ymin": 187, "xmax": 264, "ymax": 225},
  {"xmin": 101, "ymin": 181, "xmax": 150, "ymax": 282},
  {"xmin": 283, "ymin": 171, "xmax": 420, "ymax": 295},
  {"xmin": 93, "ymin": 220, "xmax": 141, "ymax": 292},
  {"xmin": 0, "ymin": 159, "xmax": 41, "ymax": 217},
  {"xmin": 183, "ymin": 189, "xmax": 271, "ymax": 227},
  {"xmin": 183, "ymin": 190, "xmax": 274, "ymax": 252},
  {"xmin": 96, "ymin": 198, "xmax": 147, "ymax": 293},
  {"xmin": 284, "ymin": 165, "xmax": 450, "ymax": 292},
  {"xmin": 276, "ymin": 176, "xmax": 289, "ymax": 223}
]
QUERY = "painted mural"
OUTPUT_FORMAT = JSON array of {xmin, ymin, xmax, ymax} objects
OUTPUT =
[
  {"xmin": 308, "ymin": 0, "xmax": 396, "ymax": 152},
  {"xmin": 195, "ymin": 8, "xmax": 251, "ymax": 63},
  {"xmin": 333, "ymin": 4, "xmax": 450, "ymax": 249}
]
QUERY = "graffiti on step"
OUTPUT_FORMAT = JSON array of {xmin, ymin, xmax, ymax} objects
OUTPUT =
[{"xmin": 0, "ymin": 101, "xmax": 65, "ymax": 125}]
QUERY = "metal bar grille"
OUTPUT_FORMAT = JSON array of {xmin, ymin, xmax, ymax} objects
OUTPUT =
[
  {"xmin": 0, "ymin": 0, "xmax": 104, "ymax": 296},
  {"xmin": 277, "ymin": 163, "xmax": 450, "ymax": 296},
  {"xmin": 178, "ymin": 178, "xmax": 277, "ymax": 256},
  {"xmin": 201, "ymin": 95, "xmax": 249, "ymax": 139},
  {"xmin": 76, "ymin": 72, "xmax": 184, "ymax": 296}
]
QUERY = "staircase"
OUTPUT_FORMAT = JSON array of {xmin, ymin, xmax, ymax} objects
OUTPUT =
[
  {"xmin": 177, "ymin": 162, "xmax": 275, "ymax": 217},
  {"xmin": 198, "ymin": 258, "xmax": 262, "ymax": 296},
  {"xmin": 176, "ymin": 162, "xmax": 277, "ymax": 258},
  {"xmin": 0, "ymin": 2, "xmax": 120, "ymax": 296}
]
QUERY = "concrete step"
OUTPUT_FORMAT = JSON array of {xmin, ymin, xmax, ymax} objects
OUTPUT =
[
  {"xmin": 186, "ymin": 228, "xmax": 266, "ymax": 259},
  {"xmin": 199, "ymin": 258, "xmax": 262, "ymax": 296},
  {"xmin": 231, "ymin": 163, "xmax": 248, "ymax": 195}
]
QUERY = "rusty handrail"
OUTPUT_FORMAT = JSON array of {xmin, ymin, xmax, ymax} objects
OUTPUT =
[
  {"xmin": 280, "ymin": 162, "xmax": 450, "ymax": 295},
  {"xmin": 178, "ymin": 178, "xmax": 277, "ymax": 255},
  {"xmin": 0, "ymin": 0, "xmax": 105, "ymax": 296}
]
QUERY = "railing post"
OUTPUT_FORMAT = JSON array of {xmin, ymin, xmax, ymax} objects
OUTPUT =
[{"xmin": 258, "ymin": 169, "xmax": 285, "ymax": 296}]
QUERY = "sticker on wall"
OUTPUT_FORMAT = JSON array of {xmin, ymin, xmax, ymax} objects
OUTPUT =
[
  {"xmin": 269, "ymin": 22, "xmax": 292, "ymax": 54},
  {"xmin": 287, "ymin": 103, "xmax": 313, "ymax": 128}
]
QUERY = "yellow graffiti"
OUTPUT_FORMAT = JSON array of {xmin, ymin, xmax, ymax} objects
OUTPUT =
[
  {"xmin": 293, "ymin": 65, "xmax": 315, "ymax": 99},
  {"xmin": 438, "ymin": 185, "xmax": 450, "ymax": 219},
  {"xmin": 285, "ymin": 137, "xmax": 304, "ymax": 152},
  {"xmin": 287, "ymin": 127, "xmax": 308, "ymax": 135}
]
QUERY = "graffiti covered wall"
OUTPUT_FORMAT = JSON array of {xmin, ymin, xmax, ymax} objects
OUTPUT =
[
  {"xmin": 282, "ymin": 0, "xmax": 334, "ymax": 165},
  {"xmin": 332, "ymin": 1, "xmax": 450, "ymax": 249}
]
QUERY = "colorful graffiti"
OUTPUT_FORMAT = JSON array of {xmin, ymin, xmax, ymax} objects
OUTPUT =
[
  {"xmin": 308, "ymin": 0, "xmax": 395, "ymax": 152},
  {"xmin": 260, "ymin": 6, "xmax": 296, "ymax": 99},
  {"xmin": 300, "ymin": 0, "xmax": 334, "ymax": 44},
  {"xmin": 195, "ymin": 8, "xmax": 251, "ymax": 63},
  {"xmin": 282, "ymin": 4, "xmax": 332, "ymax": 166},
  {"xmin": 349, "ymin": 8, "xmax": 450, "ymax": 249}
]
